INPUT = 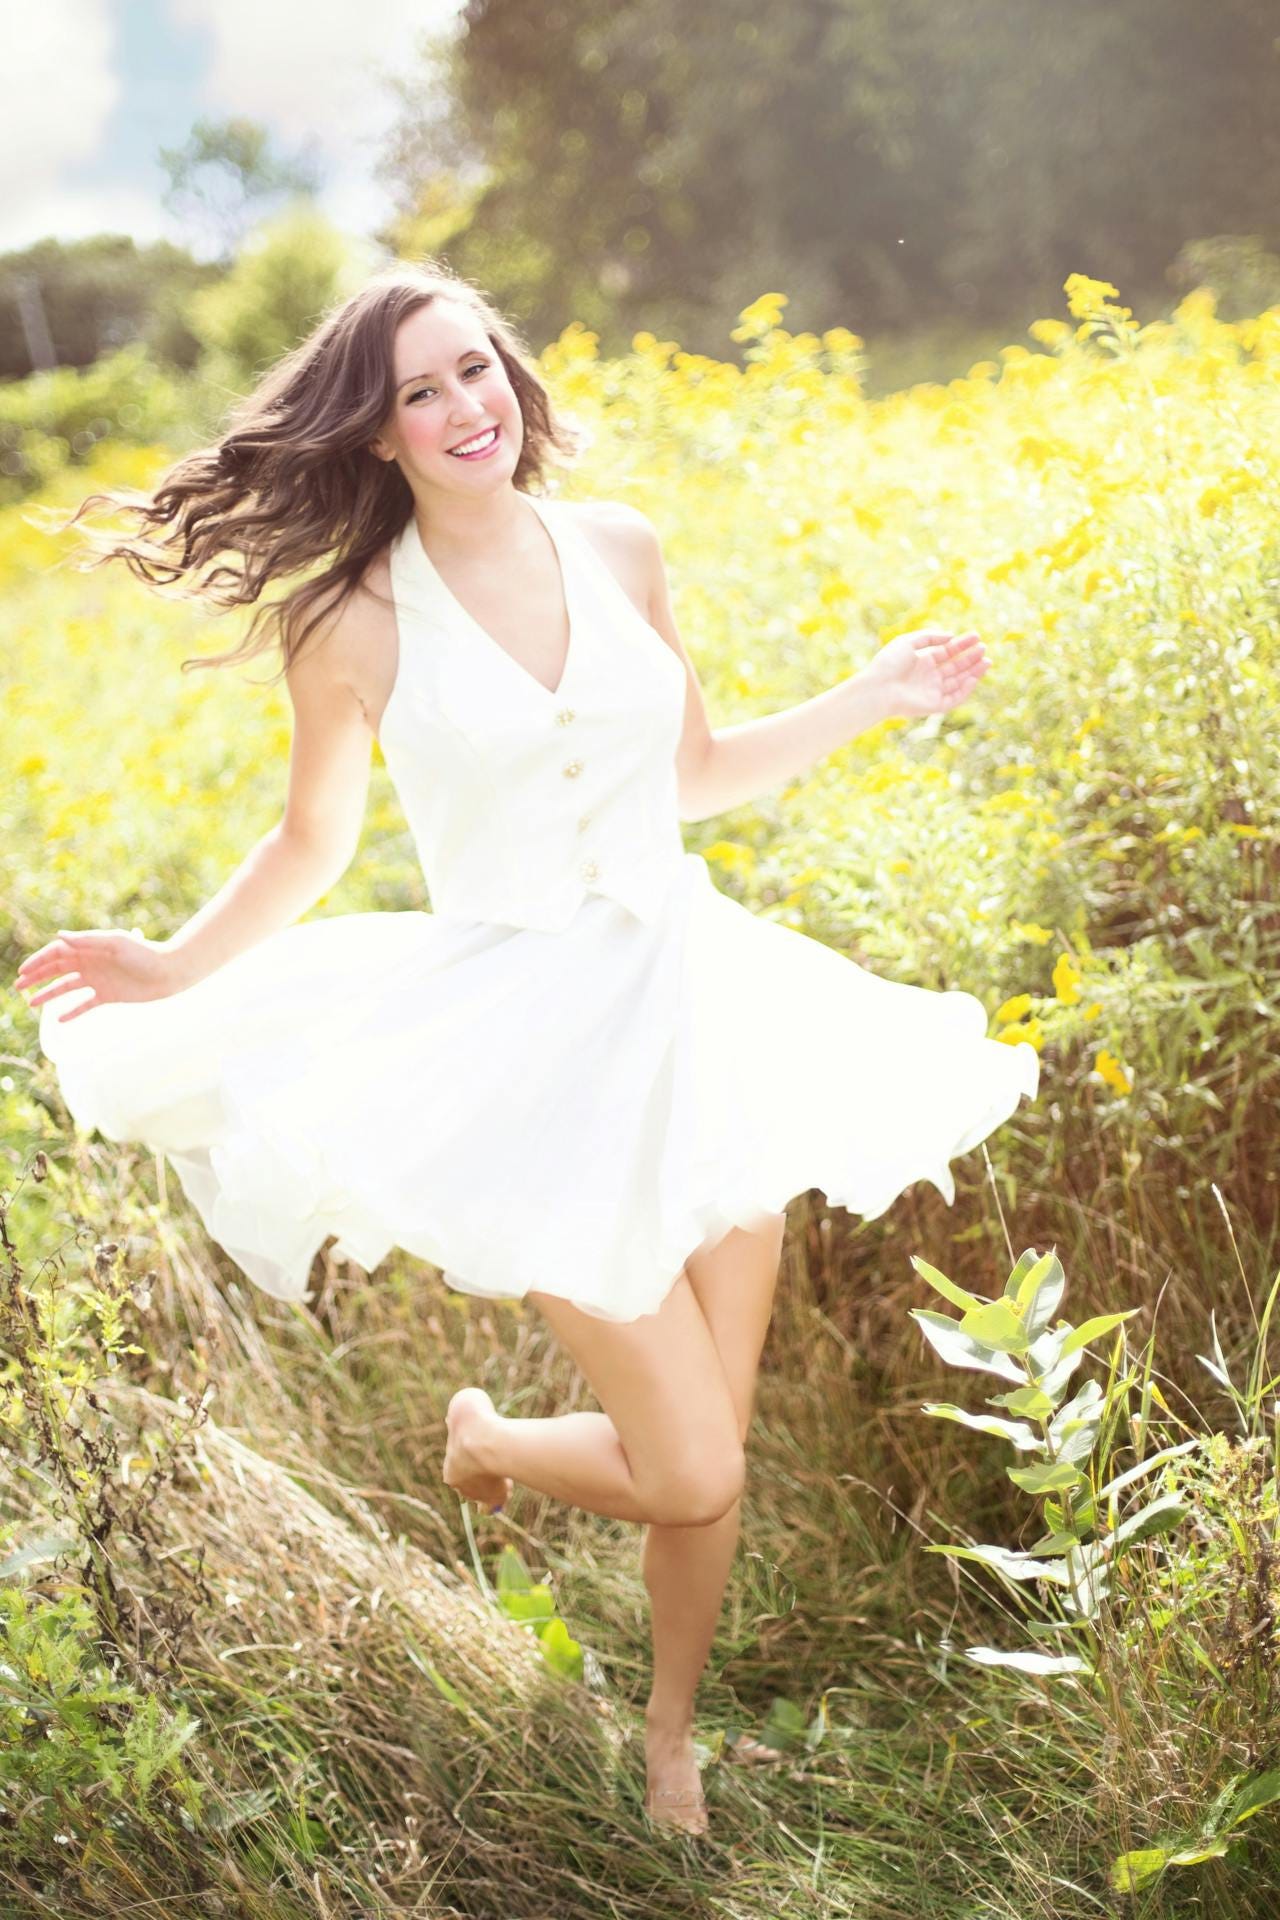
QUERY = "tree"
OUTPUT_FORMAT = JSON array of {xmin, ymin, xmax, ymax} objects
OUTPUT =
[
  {"xmin": 373, "ymin": 0, "xmax": 1280, "ymax": 354},
  {"xmin": 183, "ymin": 205, "xmax": 379, "ymax": 390},
  {"xmin": 0, "ymin": 236, "xmax": 216, "ymax": 380},
  {"xmin": 159, "ymin": 117, "xmax": 325, "ymax": 263}
]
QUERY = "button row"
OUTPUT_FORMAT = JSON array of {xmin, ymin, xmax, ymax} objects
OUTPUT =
[{"xmin": 556, "ymin": 710, "xmax": 597, "ymax": 882}]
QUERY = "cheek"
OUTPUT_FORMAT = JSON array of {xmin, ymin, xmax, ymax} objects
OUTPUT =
[{"xmin": 399, "ymin": 409, "xmax": 446, "ymax": 456}]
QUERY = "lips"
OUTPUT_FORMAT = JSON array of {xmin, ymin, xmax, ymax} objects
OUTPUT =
[{"xmin": 448, "ymin": 425, "xmax": 500, "ymax": 456}]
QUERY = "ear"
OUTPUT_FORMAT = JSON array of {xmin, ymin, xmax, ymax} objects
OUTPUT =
[{"xmin": 368, "ymin": 437, "xmax": 396, "ymax": 463}]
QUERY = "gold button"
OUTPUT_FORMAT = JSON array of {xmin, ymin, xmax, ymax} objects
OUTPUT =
[
  {"xmin": 555, "ymin": 706, "xmax": 576, "ymax": 725},
  {"xmin": 576, "ymin": 813, "xmax": 592, "ymax": 833},
  {"xmin": 562, "ymin": 759, "xmax": 583, "ymax": 778},
  {"xmin": 581, "ymin": 860, "xmax": 600, "ymax": 882}
]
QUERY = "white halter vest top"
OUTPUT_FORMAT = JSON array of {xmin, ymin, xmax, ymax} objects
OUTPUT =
[{"xmin": 381, "ymin": 492, "xmax": 691, "ymax": 933}]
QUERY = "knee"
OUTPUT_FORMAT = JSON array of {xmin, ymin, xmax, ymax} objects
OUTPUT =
[{"xmin": 647, "ymin": 1441, "xmax": 746, "ymax": 1527}]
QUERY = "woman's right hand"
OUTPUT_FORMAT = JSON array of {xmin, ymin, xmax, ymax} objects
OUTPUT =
[{"xmin": 14, "ymin": 928, "xmax": 190, "ymax": 1024}]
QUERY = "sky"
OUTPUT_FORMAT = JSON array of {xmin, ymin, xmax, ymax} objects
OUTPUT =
[{"xmin": 1, "ymin": 0, "xmax": 460, "ymax": 256}]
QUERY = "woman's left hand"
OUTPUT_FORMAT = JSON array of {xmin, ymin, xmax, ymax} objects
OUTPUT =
[{"xmin": 861, "ymin": 627, "xmax": 990, "ymax": 720}]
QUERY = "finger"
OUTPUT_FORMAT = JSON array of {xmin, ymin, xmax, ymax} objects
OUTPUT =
[
  {"xmin": 59, "ymin": 998, "xmax": 102, "ymax": 1023},
  {"xmin": 24, "ymin": 974, "xmax": 86, "ymax": 1009},
  {"xmin": 16, "ymin": 955, "xmax": 67, "ymax": 991}
]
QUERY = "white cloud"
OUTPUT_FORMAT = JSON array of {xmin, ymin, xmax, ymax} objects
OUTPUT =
[
  {"xmin": 169, "ymin": 0, "xmax": 456, "ymax": 158},
  {"xmin": 167, "ymin": 0, "xmax": 463, "ymax": 245},
  {"xmin": 0, "ymin": 1, "xmax": 118, "ymax": 222},
  {"xmin": 0, "ymin": 180, "xmax": 170, "ymax": 255}
]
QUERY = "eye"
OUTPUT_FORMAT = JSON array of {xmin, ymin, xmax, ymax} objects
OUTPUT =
[{"xmin": 406, "ymin": 362, "xmax": 489, "ymax": 404}]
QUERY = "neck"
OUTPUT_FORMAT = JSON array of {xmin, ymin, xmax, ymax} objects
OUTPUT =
[{"xmin": 411, "ymin": 482, "xmax": 531, "ymax": 562}]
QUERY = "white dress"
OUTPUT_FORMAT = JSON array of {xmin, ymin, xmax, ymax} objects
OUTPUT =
[{"xmin": 37, "ymin": 493, "xmax": 1040, "ymax": 1322}]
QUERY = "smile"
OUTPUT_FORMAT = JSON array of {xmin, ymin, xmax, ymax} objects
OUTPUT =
[{"xmin": 448, "ymin": 426, "xmax": 500, "ymax": 457}]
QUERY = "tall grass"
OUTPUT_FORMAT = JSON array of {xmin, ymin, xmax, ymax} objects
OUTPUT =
[{"xmin": 4, "ymin": 275, "xmax": 1280, "ymax": 1913}]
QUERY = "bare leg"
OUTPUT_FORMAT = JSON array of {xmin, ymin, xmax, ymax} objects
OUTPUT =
[
  {"xmin": 640, "ymin": 1212, "xmax": 787, "ymax": 1821},
  {"xmin": 443, "ymin": 1266, "xmax": 746, "ymax": 1526}
]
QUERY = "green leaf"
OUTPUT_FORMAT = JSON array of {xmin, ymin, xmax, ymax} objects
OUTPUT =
[
  {"xmin": 1059, "ymin": 1311, "xmax": 1139, "ymax": 1358},
  {"xmin": 958, "ymin": 1299, "xmax": 1031, "ymax": 1353},
  {"xmin": 1103, "ymin": 1493, "xmax": 1189, "ymax": 1555},
  {"xmin": 1109, "ymin": 1848, "xmax": 1170, "ymax": 1892},
  {"xmin": 929, "ymin": 1544, "xmax": 1071, "ymax": 1585},
  {"xmin": 988, "ymin": 1385, "xmax": 1056, "ymax": 1420},
  {"xmin": 1226, "ymin": 1769, "xmax": 1280, "ymax": 1828},
  {"xmin": 759, "ymin": 1696, "xmax": 810, "ymax": 1752},
  {"xmin": 496, "ymin": 1585, "xmax": 556, "ymax": 1626},
  {"xmin": 1048, "ymin": 1378, "xmax": 1104, "ymax": 1437},
  {"xmin": 964, "ymin": 1646, "xmax": 1089, "ymax": 1676},
  {"xmin": 1008, "ymin": 1460, "xmax": 1084, "ymax": 1495},
  {"xmin": 1056, "ymin": 1418, "xmax": 1102, "ymax": 1467},
  {"xmin": 920, "ymin": 1404, "xmax": 1044, "ymax": 1450},
  {"xmin": 1001, "ymin": 1247, "xmax": 1047, "ymax": 1302},
  {"xmin": 495, "ymin": 1544, "xmax": 536, "ymax": 1592},
  {"xmin": 909, "ymin": 1309, "xmax": 1024, "ymax": 1382},
  {"xmin": 537, "ymin": 1615, "xmax": 583, "ymax": 1682},
  {"xmin": 1168, "ymin": 1839, "xmax": 1231, "ymax": 1866},
  {"xmin": 1015, "ymin": 1252, "xmax": 1067, "ymax": 1338},
  {"xmin": 910, "ymin": 1255, "xmax": 987, "ymax": 1314},
  {"xmin": 1027, "ymin": 1529, "xmax": 1087, "ymax": 1554}
]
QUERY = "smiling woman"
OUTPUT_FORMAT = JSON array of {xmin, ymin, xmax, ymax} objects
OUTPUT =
[{"xmin": 16, "ymin": 254, "xmax": 1039, "ymax": 1836}]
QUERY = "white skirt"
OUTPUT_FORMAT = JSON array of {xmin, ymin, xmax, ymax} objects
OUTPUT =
[{"xmin": 37, "ymin": 852, "xmax": 1040, "ymax": 1322}]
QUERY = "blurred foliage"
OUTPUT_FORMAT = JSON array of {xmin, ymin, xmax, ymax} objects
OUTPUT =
[
  {"xmin": 182, "ymin": 204, "xmax": 380, "ymax": 393},
  {"xmin": 0, "ymin": 235, "xmax": 217, "ymax": 381},
  {"xmin": 376, "ymin": 0, "xmax": 1280, "ymax": 356},
  {"xmin": 0, "ymin": 347, "xmax": 198, "ymax": 502},
  {"xmin": 159, "ymin": 115, "xmax": 325, "ymax": 265}
]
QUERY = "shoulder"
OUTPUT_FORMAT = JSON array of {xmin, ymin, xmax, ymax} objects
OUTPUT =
[
  {"xmin": 284, "ymin": 548, "xmax": 396, "ymax": 728},
  {"xmin": 562, "ymin": 497, "xmax": 659, "ymax": 552},
  {"xmin": 558, "ymin": 498, "xmax": 663, "ymax": 619}
]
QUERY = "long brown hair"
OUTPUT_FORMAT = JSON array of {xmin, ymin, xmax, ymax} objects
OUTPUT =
[{"xmin": 60, "ymin": 259, "xmax": 583, "ymax": 683}]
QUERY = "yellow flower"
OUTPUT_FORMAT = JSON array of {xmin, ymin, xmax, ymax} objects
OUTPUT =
[
  {"xmin": 1011, "ymin": 921, "xmax": 1055, "ymax": 945},
  {"xmin": 731, "ymin": 292, "xmax": 789, "ymax": 342},
  {"xmin": 1028, "ymin": 318, "xmax": 1072, "ymax": 349},
  {"xmin": 1082, "ymin": 1001, "xmax": 1103, "ymax": 1021},
  {"xmin": 702, "ymin": 840, "xmax": 757, "ymax": 872},
  {"xmin": 1052, "ymin": 952, "xmax": 1083, "ymax": 1005},
  {"xmin": 995, "ymin": 992, "xmax": 1033, "ymax": 1024},
  {"xmin": 997, "ymin": 1017, "xmax": 1044, "ymax": 1051},
  {"xmin": 1063, "ymin": 273, "xmax": 1121, "ymax": 319},
  {"xmin": 1094, "ymin": 1048, "xmax": 1132, "ymax": 1094}
]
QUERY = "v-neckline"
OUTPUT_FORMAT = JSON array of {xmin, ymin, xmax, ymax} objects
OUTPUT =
[{"xmin": 409, "ymin": 492, "xmax": 576, "ymax": 700}]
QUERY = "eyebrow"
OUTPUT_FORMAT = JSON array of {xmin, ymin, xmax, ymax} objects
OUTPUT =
[{"xmin": 396, "ymin": 349, "xmax": 490, "ymax": 391}]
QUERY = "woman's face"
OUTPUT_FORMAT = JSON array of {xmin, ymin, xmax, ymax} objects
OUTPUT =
[{"xmin": 371, "ymin": 297, "xmax": 524, "ymax": 492}]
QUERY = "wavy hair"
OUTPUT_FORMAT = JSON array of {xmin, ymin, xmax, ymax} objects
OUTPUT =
[{"xmin": 59, "ymin": 259, "xmax": 584, "ymax": 683}]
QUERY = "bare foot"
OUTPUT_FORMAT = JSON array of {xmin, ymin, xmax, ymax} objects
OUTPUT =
[
  {"xmin": 443, "ymin": 1388, "xmax": 512, "ymax": 1512},
  {"xmin": 643, "ymin": 1713, "xmax": 708, "ymax": 1836},
  {"xmin": 725, "ymin": 1732, "xmax": 786, "ymax": 1765}
]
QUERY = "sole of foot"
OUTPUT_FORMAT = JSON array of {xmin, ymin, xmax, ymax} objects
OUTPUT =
[{"xmin": 443, "ymin": 1387, "xmax": 512, "ymax": 1512}]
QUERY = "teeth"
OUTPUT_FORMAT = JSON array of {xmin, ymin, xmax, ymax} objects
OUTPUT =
[{"xmin": 450, "ymin": 426, "xmax": 498, "ymax": 455}]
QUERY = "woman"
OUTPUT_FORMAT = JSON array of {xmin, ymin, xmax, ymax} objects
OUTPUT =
[{"xmin": 16, "ymin": 259, "xmax": 1039, "ymax": 1835}]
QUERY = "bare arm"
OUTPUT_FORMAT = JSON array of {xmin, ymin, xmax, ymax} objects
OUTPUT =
[
  {"xmin": 628, "ymin": 511, "xmax": 896, "ymax": 824},
  {"xmin": 625, "ymin": 510, "xmax": 990, "ymax": 823},
  {"xmin": 160, "ymin": 609, "xmax": 375, "ymax": 989},
  {"xmin": 16, "ymin": 595, "xmax": 382, "ymax": 1020}
]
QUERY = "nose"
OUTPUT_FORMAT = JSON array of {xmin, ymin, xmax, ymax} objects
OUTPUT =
[{"xmin": 449, "ymin": 386, "xmax": 487, "ymax": 425}]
